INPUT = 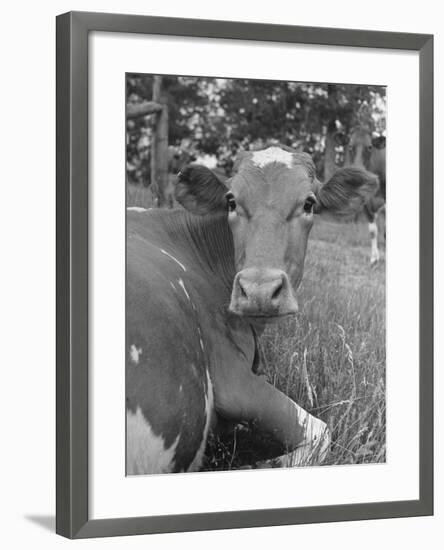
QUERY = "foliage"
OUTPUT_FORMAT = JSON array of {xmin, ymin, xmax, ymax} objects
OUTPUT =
[{"xmin": 126, "ymin": 74, "xmax": 386, "ymax": 185}]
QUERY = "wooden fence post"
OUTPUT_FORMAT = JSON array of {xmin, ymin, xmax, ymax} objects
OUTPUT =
[
  {"xmin": 150, "ymin": 76, "xmax": 169, "ymax": 207},
  {"xmin": 323, "ymin": 84, "xmax": 339, "ymax": 182}
]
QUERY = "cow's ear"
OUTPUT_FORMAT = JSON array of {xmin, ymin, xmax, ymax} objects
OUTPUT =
[
  {"xmin": 314, "ymin": 167, "xmax": 379, "ymax": 217},
  {"xmin": 175, "ymin": 164, "xmax": 228, "ymax": 215}
]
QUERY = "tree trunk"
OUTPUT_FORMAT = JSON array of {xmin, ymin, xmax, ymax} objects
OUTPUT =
[
  {"xmin": 150, "ymin": 76, "xmax": 169, "ymax": 207},
  {"xmin": 323, "ymin": 119, "xmax": 337, "ymax": 182},
  {"xmin": 323, "ymin": 84, "xmax": 339, "ymax": 182}
]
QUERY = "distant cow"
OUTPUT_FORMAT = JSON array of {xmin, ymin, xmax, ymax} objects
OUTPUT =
[
  {"xmin": 163, "ymin": 147, "xmax": 196, "ymax": 208},
  {"xmin": 126, "ymin": 145, "xmax": 378, "ymax": 474},
  {"xmin": 340, "ymin": 128, "xmax": 386, "ymax": 265}
]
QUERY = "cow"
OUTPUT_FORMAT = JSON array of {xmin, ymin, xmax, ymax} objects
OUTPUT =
[
  {"xmin": 340, "ymin": 127, "xmax": 386, "ymax": 265},
  {"xmin": 126, "ymin": 145, "xmax": 378, "ymax": 475},
  {"xmin": 163, "ymin": 147, "xmax": 196, "ymax": 208}
]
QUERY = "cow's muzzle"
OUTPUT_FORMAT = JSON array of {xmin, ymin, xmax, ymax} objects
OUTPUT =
[{"xmin": 229, "ymin": 268, "xmax": 298, "ymax": 318}]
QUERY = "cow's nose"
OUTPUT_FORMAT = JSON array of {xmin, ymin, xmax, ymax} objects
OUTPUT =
[
  {"xmin": 229, "ymin": 268, "xmax": 298, "ymax": 317},
  {"xmin": 238, "ymin": 272, "xmax": 284, "ymax": 303}
]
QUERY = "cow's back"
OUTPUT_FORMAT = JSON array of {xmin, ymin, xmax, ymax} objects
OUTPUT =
[{"xmin": 126, "ymin": 210, "xmax": 213, "ymax": 474}]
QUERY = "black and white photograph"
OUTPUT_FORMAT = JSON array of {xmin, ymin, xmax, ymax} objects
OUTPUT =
[{"xmin": 125, "ymin": 74, "xmax": 387, "ymax": 475}]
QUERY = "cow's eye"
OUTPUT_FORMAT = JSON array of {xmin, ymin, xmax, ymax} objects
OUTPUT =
[
  {"xmin": 303, "ymin": 196, "xmax": 316, "ymax": 214},
  {"xmin": 226, "ymin": 192, "xmax": 237, "ymax": 212}
]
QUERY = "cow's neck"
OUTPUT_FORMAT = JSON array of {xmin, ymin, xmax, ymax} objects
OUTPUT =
[
  {"xmin": 162, "ymin": 209, "xmax": 259, "ymax": 367},
  {"xmin": 161, "ymin": 209, "xmax": 236, "ymax": 292}
]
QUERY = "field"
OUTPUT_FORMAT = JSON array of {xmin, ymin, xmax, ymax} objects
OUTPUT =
[{"xmin": 128, "ymin": 183, "xmax": 386, "ymax": 468}]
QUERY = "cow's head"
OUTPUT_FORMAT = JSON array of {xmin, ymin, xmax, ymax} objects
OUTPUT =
[
  {"xmin": 176, "ymin": 146, "xmax": 378, "ymax": 320},
  {"xmin": 340, "ymin": 128, "xmax": 386, "ymax": 169}
]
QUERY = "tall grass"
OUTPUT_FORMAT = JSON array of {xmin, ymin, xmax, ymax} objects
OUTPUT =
[
  {"xmin": 205, "ymin": 218, "xmax": 386, "ymax": 469},
  {"xmin": 127, "ymin": 182, "xmax": 156, "ymax": 209}
]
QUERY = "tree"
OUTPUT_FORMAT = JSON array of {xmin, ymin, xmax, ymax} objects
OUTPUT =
[
  {"xmin": 126, "ymin": 74, "xmax": 217, "ymax": 188},
  {"xmin": 126, "ymin": 74, "xmax": 386, "ymax": 189}
]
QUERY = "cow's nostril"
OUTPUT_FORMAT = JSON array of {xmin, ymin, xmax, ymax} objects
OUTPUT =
[
  {"xmin": 238, "ymin": 279, "xmax": 248, "ymax": 299},
  {"xmin": 271, "ymin": 281, "xmax": 283, "ymax": 300}
]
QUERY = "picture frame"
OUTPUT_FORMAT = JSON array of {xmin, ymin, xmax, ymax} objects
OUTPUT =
[{"xmin": 56, "ymin": 10, "xmax": 434, "ymax": 539}]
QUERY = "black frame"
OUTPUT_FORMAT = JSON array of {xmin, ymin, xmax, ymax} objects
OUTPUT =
[{"xmin": 56, "ymin": 11, "xmax": 434, "ymax": 539}]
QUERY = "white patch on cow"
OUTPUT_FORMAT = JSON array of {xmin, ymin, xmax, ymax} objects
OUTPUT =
[
  {"xmin": 188, "ymin": 370, "xmax": 214, "ymax": 472},
  {"xmin": 130, "ymin": 344, "xmax": 142, "ymax": 365},
  {"xmin": 127, "ymin": 206, "xmax": 149, "ymax": 212},
  {"xmin": 126, "ymin": 407, "xmax": 180, "ymax": 475},
  {"xmin": 252, "ymin": 146, "xmax": 293, "ymax": 169},
  {"xmin": 160, "ymin": 248, "xmax": 187, "ymax": 272},
  {"xmin": 275, "ymin": 404, "xmax": 330, "ymax": 468},
  {"xmin": 197, "ymin": 326, "xmax": 205, "ymax": 352},
  {"xmin": 177, "ymin": 278, "xmax": 191, "ymax": 300},
  {"xmin": 194, "ymin": 153, "xmax": 218, "ymax": 169},
  {"xmin": 368, "ymin": 222, "xmax": 380, "ymax": 265}
]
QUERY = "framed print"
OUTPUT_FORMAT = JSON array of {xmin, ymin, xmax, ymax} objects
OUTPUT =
[{"xmin": 56, "ymin": 11, "xmax": 433, "ymax": 539}]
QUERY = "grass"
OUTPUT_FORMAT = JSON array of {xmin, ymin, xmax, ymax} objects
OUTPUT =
[
  {"xmin": 127, "ymin": 182, "xmax": 156, "ymax": 209},
  {"xmin": 127, "ymin": 183, "xmax": 386, "ymax": 468}
]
